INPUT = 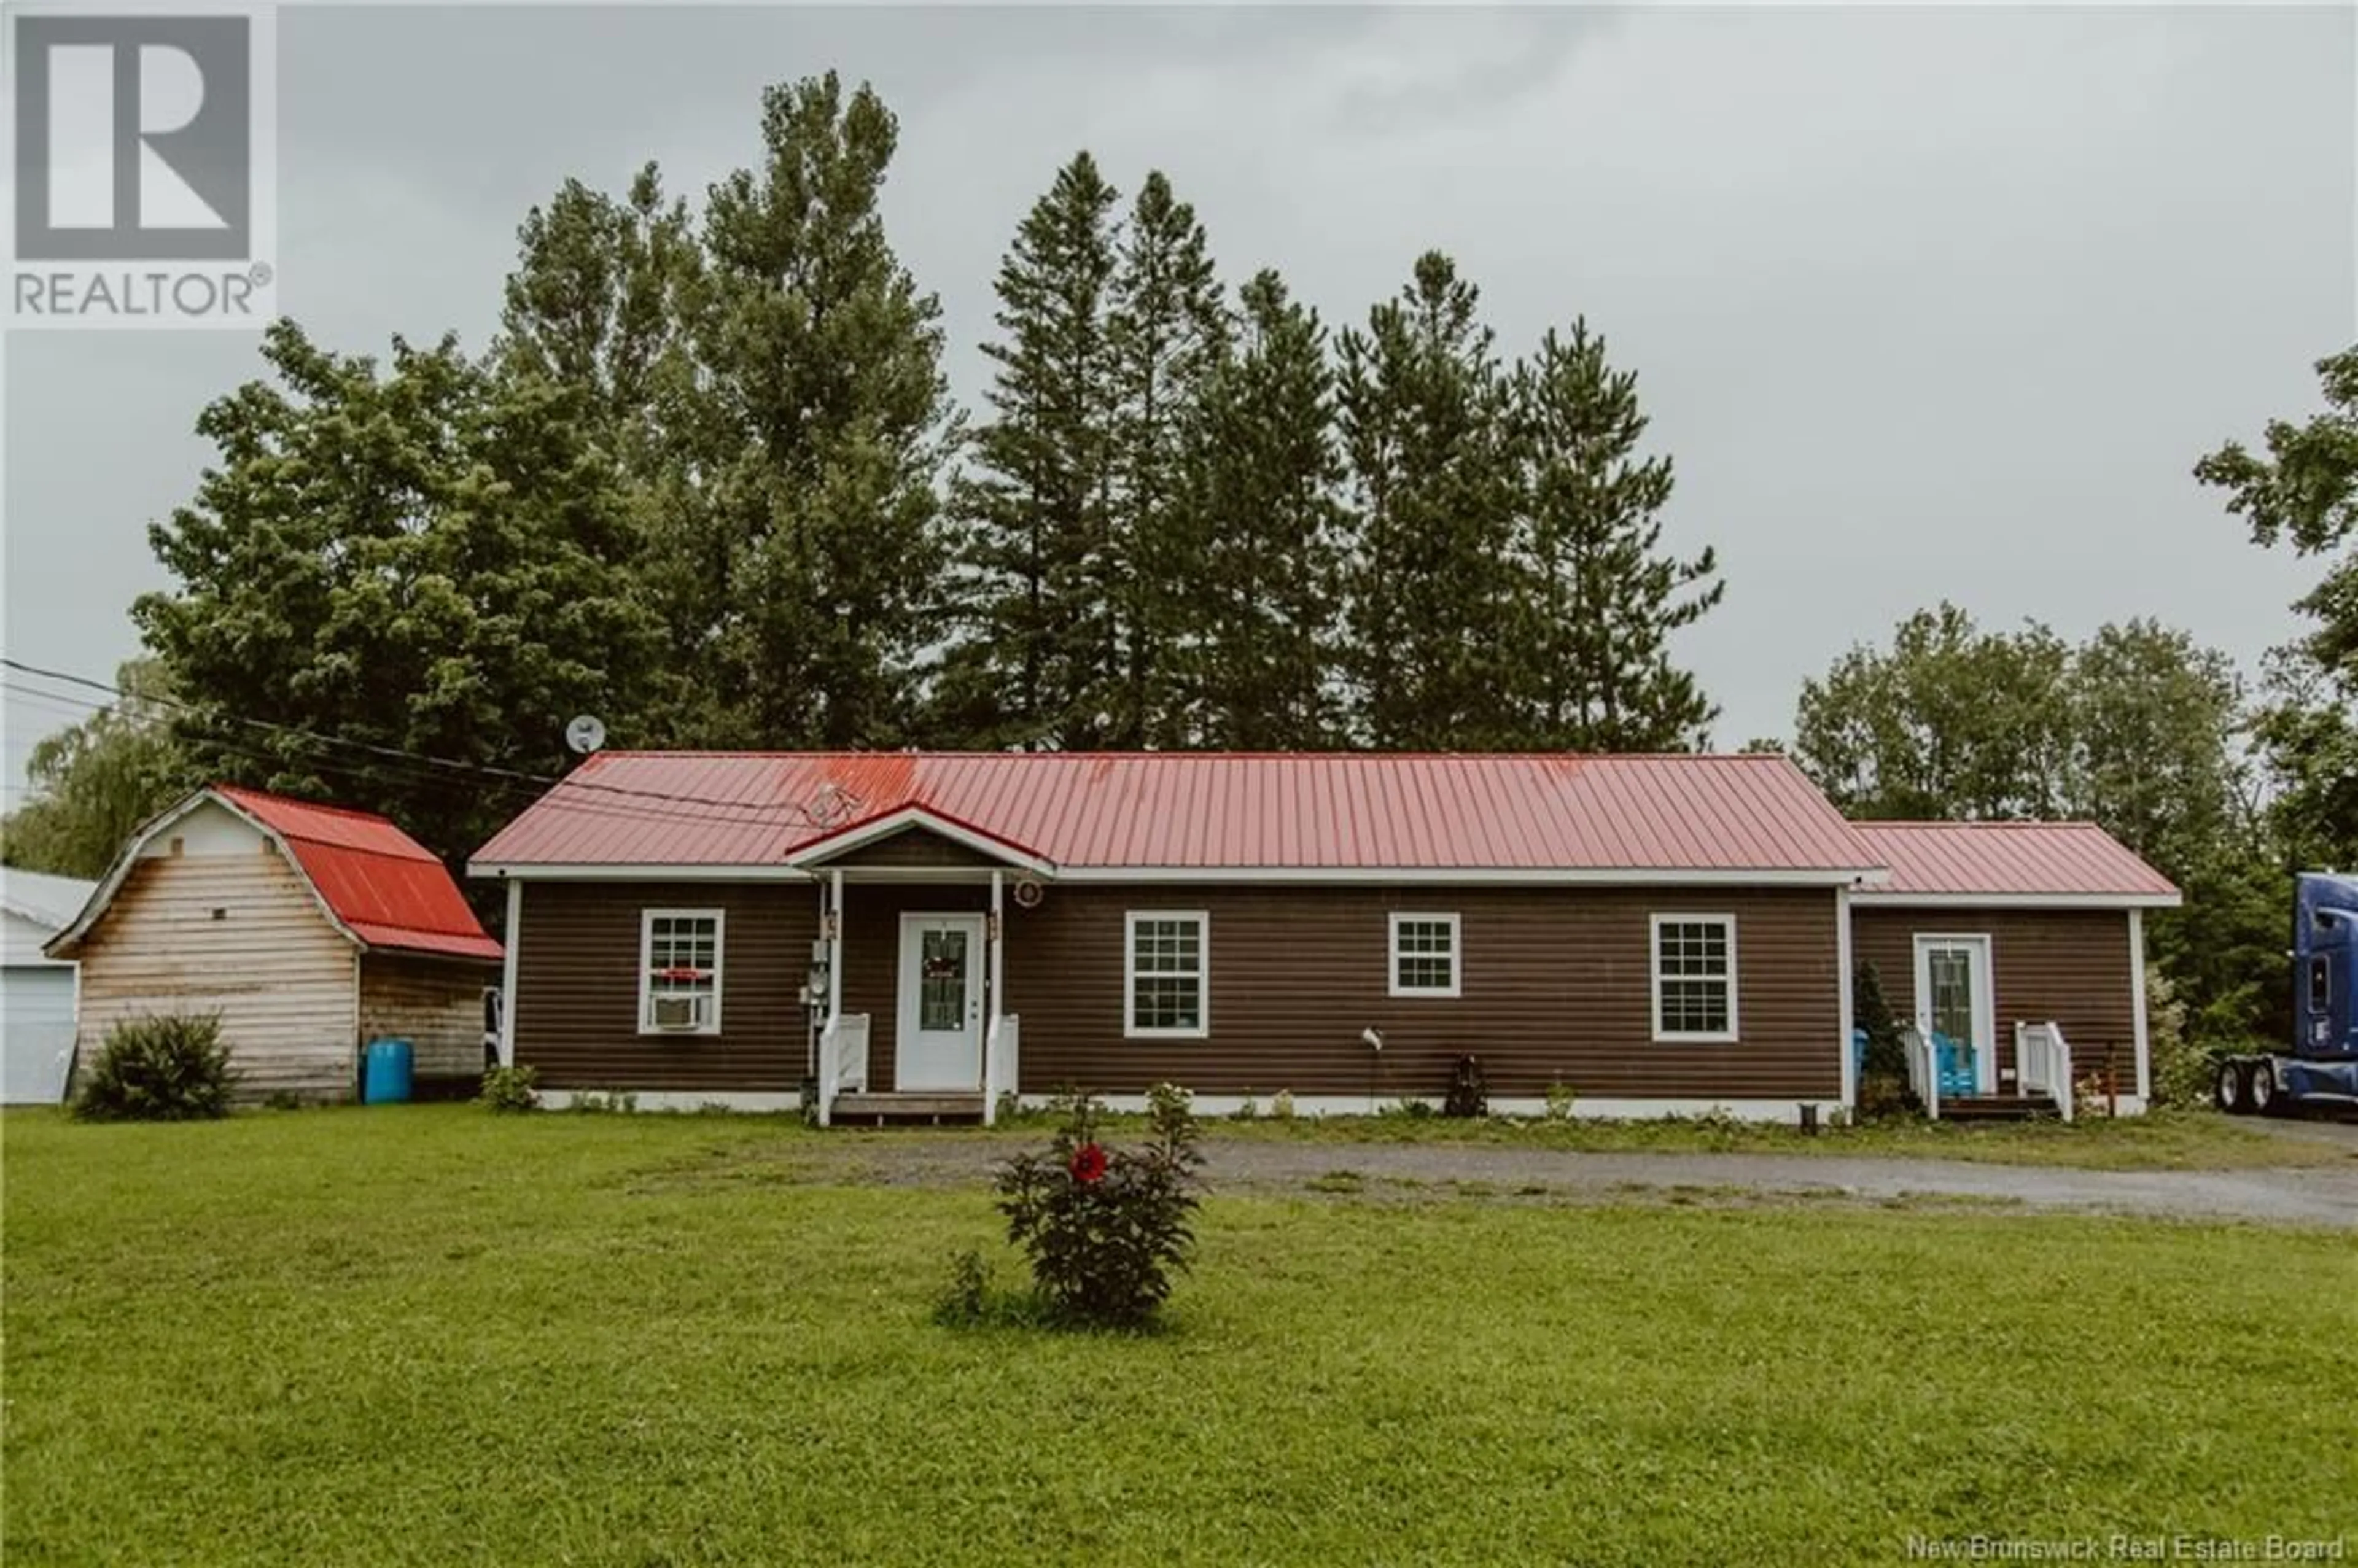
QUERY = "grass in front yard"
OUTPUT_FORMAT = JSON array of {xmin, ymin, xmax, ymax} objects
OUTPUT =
[
  {"xmin": 1175, "ymin": 1103, "xmax": 2349, "ymax": 1170},
  {"xmin": 4, "ymin": 1106, "xmax": 2352, "ymax": 1567}
]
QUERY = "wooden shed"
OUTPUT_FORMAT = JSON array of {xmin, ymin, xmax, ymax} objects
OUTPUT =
[{"xmin": 45, "ymin": 786, "xmax": 502, "ymax": 1103}]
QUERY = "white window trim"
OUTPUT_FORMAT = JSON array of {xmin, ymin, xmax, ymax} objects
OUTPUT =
[
  {"xmin": 639, "ymin": 907, "xmax": 725, "ymax": 1037},
  {"xmin": 1124, "ymin": 909, "xmax": 1209, "ymax": 1040},
  {"xmin": 1650, "ymin": 912, "xmax": 1738, "ymax": 1044},
  {"xmin": 1388, "ymin": 911, "xmax": 1462, "ymax": 998}
]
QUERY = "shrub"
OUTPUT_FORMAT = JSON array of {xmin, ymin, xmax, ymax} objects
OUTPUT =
[
  {"xmin": 992, "ymin": 1085, "xmax": 1204, "ymax": 1328},
  {"xmin": 478, "ymin": 1064, "xmax": 541, "ymax": 1114},
  {"xmin": 1544, "ymin": 1080, "xmax": 1576, "ymax": 1121},
  {"xmin": 2146, "ymin": 968, "xmax": 2222, "ymax": 1111},
  {"xmin": 72, "ymin": 1013, "xmax": 236, "ymax": 1122},
  {"xmin": 1443, "ymin": 1055, "xmax": 1488, "ymax": 1118},
  {"xmin": 567, "ymin": 1089, "xmax": 638, "ymax": 1115},
  {"xmin": 933, "ymin": 1248, "xmax": 991, "ymax": 1327},
  {"xmin": 1269, "ymin": 1089, "xmax": 1296, "ymax": 1121},
  {"xmin": 1231, "ymin": 1092, "xmax": 1259, "ymax": 1122},
  {"xmin": 1854, "ymin": 1072, "xmax": 1919, "ymax": 1121},
  {"xmin": 1854, "ymin": 961, "xmax": 1908, "ymax": 1081}
]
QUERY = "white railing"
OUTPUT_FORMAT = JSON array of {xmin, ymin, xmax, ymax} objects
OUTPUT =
[
  {"xmin": 1903, "ymin": 1026, "xmax": 1941, "ymax": 1120},
  {"xmin": 983, "ymin": 1014, "xmax": 1020, "ymax": 1127},
  {"xmin": 815, "ymin": 1012, "xmax": 871, "ymax": 1128},
  {"xmin": 2016, "ymin": 1021, "xmax": 2074, "ymax": 1123}
]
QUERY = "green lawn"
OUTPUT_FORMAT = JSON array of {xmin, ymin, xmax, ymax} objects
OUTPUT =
[
  {"xmin": 1105, "ymin": 1102, "xmax": 2348, "ymax": 1170},
  {"xmin": 4, "ymin": 1107, "xmax": 2351, "ymax": 1567}
]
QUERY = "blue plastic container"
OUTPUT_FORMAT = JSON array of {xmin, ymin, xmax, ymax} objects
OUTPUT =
[{"xmin": 362, "ymin": 1038, "xmax": 414, "ymax": 1104}]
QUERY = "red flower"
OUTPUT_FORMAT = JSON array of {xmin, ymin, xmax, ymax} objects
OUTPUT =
[{"xmin": 1069, "ymin": 1143, "xmax": 1107, "ymax": 1185}]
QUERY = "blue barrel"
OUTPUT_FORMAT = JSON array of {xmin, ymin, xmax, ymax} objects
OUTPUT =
[{"xmin": 362, "ymin": 1038, "xmax": 414, "ymax": 1104}]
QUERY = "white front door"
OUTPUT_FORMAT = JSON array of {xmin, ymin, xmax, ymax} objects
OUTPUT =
[
  {"xmin": 1913, "ymin": 935, "xmax": 1997, "ymax": 1096},
  {"xmin": 895, "ymin": 913, "xmax": 984, "ymax": 1091}
]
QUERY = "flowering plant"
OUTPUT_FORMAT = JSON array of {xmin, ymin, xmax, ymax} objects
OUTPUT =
[{"xmin": 992, "ymin": 1085, "xmax": 1203, "ymax": 1327}]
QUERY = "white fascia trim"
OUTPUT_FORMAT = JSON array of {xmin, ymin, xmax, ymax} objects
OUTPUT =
[
  {"xmin": 46, "ymin": 787, "xmax": 366, "ymax": 958},
  {"xmin": 1855, "ymin": 892, "xmax": 2182, "ymax": 910},
  {"xmin": 1041, "ymin": 1094, "xmax": 1844, "ymax": 1124},
  {"xmin": 470, "ymin": 864, "xmax": 811, "ymax": 882},
  {"xmin": 787, "ymin": 805, "xmax": 1055, "ymax": 877},
  {"xmin": 1057, "ymin": 866, "xmax": 1883, "ymax": 887}
]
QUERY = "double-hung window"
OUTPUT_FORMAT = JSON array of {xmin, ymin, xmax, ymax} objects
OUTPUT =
[
  {"xmin": 1126, "ymin": 911, "xmax": 1208, "ymax": 1039},
  {"xmin": 641, "ymin": 909, "xmax": 724, "ymax": 1035},
  {"xmin": 1650, "ymin": 914, "xmax": 1737, "ymax": 1042},
  {"xmin": 1388, "ymin": 912, "xmax": 1461, "ymax": 998}
]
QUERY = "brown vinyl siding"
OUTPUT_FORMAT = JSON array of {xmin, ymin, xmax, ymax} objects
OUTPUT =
[
  {"xmin": 511, "ymin": 881, "xmax": 817, "ymax": 1093},
  {"xmin": 358, "ymin": 953, "xmax": 497, "ymax": 1083},
  {"xmin": 1003, "ymin": 885, "xmax": 1842, "ymax": 1101},
  {"xmin": 71, "ymin": 852, "xmax": 361, "ymax": 1103},
  {"xmin": 1851, "ymin": 907, "xmax": 2138, "ymax": 1094},
  {"xmin": 812, "ymin": 828, "xmax": 1006, "ymax": 869}
]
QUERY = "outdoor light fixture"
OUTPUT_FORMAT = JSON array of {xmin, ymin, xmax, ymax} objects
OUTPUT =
[{"xmin": 1361, "ymin": 1027, "xmax": 1384, "ymax": 1052}]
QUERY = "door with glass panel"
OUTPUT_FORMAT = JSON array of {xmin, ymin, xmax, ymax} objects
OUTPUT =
[
  {"xmin": 1912, "ymin": 936, "xmax": 1995, "ymax": 1097},
  {"xmin": 895, "ymin": 914, "xmax": 984, "ymax": 1091}
]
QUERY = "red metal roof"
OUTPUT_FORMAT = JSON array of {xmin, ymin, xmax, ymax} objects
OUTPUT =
[
  {"xmin": 1851, "ymin": 821, "xmax": 2179, "ymax": 901},
  {"xmin": 471, "ymin": 752, "xmax": 1885, "ymax": 875},
  {"xmin": 217, "ymin": 786, "xmax": 504, "ymax": 960}
]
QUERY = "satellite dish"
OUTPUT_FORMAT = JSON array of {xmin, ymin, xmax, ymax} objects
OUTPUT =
[{"xmin": 564, "ymin": 715, "xmax": 607, "ymax": 755}]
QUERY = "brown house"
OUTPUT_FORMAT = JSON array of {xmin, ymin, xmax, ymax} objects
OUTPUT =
[
  {"xmin": 470, "ymin": 753, "xmax": 2177, "ymax": 1122},
  {"xmin": 47, "ymin": 786, "xmax": 504, "ymax": 1102}
]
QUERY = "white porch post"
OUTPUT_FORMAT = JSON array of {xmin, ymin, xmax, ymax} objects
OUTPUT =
[
  {"xmin": 986, "ymin": 870, "xmax": 1005, "ymax": 1125},
  {"xmin": 1835, "ymin": 883, "xmax": 1855, "ymax": 1112},
  {"xmin": 990, "ymin": 871, "xmax": 1005, "ymax": 1026},
  {"xmin": 2129, "ymin": 908, "xmax": 2150, "ymax": 1103},
  {"xmin": 828, "ymin": 869, "xmax": 845, "ymax": 1024}
]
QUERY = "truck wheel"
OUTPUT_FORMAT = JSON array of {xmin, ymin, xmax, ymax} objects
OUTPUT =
[
  {"xmin": 2214, "ymin": 1060, "xmax": 2251, "ymax": 1114},
  {"xmin": 2251, "ymin": 1060, "xmax": 2281, "ymax": 1116}
]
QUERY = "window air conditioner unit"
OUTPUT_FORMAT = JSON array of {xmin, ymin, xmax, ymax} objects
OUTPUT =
[{"xmin": 651, "ymin": 994, "xmax": 704, "ymax": 1031}]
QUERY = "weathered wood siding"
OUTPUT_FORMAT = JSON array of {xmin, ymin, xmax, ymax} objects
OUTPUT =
[
  {"xmin": 1851, "ymin": 906, "xmax": 2138, "ymax": 1093},
  {"xmin": 71, "ymin": 850, "xmax": 358, "ymax": 1101},
  {"xmin": 1002, "ymin": 885, "xmax": 1843, "ymax": 1102},
  {"xmin": 358, "ymin": 953, "xmax": 497, "ymax": 1084},
  {"xmin": 510, "ymin": 881, "xmax": 817, "ymax": 1092}
]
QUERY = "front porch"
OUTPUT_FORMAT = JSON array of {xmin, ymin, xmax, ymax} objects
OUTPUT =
[{"xmin": 799, "ymin": 814, "xmax": 1041, "ymax": 1128}]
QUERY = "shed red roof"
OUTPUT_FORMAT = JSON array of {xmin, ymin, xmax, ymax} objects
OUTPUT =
[
  {"xmin": 1851, "ymin": 821, "xmax": 2179, "ymax": 902},
  {"xmin": 216, "ymin": 786, "xmax": 504, "ymax": 960},
  {"xmin": 472, "ymin": 752, "xmax": 1885, "ymax": 877}
]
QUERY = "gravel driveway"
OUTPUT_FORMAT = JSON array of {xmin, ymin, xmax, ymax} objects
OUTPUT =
[{"xmin": 822, "ymin": 1120, "xmax": 2358, "ymax": 1228}]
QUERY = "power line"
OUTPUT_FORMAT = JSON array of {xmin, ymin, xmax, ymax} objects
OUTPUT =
[{"xmin": 0, "ymin": 659, "xmax": 834, "ymax": 832}]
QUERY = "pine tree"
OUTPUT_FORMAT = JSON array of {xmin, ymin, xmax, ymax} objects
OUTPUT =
[
  {"xmin": 1105, "ymin": 171, "xmax": 1228, "ymax": 747},
  {"xmin": 1336, "ymin": 252, "xmax": 1524, "ymax": 748},
  {"xmin": 941, "ymin": 152, "xmax": 1124, "ymax": 749},
  {"xmin": 1507, "ymin": 320, "xmax": 1722, "ymax": 750},
  {"xmin": 1193, "ymin": 269, "xmax": 1348, "ymax": 748},
  {"xmin": 686, "ymin": 72, "xmax": 960, "ymax": 748}
]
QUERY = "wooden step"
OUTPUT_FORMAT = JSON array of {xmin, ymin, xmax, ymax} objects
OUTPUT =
[
  {"xmin": 1941, "ymin": 1094, "xmax": 2060, "ymax": 1122},
  {"xmin": 831, "ymin": 1091, "xmax": 986, "ymax": 1125}
]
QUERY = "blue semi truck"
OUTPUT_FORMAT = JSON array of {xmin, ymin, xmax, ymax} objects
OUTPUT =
[{"xmin": 2214, "ymin": 871, "xmax": 2358, "ymax": 1115}]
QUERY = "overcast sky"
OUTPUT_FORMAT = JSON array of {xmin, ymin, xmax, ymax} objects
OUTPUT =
[{"xmin": 4, "ymin": 4, "xmax": 2352, "ymax": 795}]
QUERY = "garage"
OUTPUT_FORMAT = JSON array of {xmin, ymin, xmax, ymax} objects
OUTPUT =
[{"xmin": 2, "ymin": 869, "xmax": 96, "ymax": 1105}]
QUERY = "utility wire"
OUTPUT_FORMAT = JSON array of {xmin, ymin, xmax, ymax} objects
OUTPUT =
[{"xmin": 0, "ymin": 659, "xmax": 836, "ymax": 831}]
